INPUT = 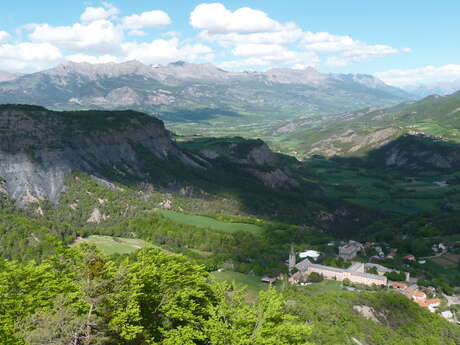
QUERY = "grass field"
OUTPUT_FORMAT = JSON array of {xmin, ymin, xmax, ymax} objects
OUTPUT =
[
  {"xmin": 211, "ymin": 271, "xmax": 345, "ymax": 299},
  {"xmin": 210, "ymin": 271, "xmax": 278, "ymax": 299},
  {"xmin": 159, "ymin": 210, "xmax": 264, "ymax": 235},
  {"xmin": 75, "ymin": 235, "xmax": 149, "ymax": 255},
  {"xmin": 300, "ymin": 279, "xmax": 344, "ymax": 296},
  {"xmin": 431, "ymin": 254, "xmax": 460, "ymax": 268}
]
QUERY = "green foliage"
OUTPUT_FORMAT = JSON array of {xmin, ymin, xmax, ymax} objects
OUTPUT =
[
  {"xmin": 1, "ymin": 245, "xmax": 312, "ymax": 345},
  {"xmin": 0, "ymin": 210, "xmax": 74, "ymax": 262},
  {"xmin": 287, "ymin": 288, "xmax": 460, "ymax": 345},
  {"xmin": 205, "ymin": 286, "xmax": 313, "ymax": 345},
  {"xmin": 385, "ymin": 271, "xmax": 406, "ymax": 281},
  {"xmin": 367, "ymin": 266, "xmax": 378, "ymax": 275},
  {"xmin": 307, "ymin": 272, "xmax": 324, "ymax": 283},
  {"xmin": 320, "ymin": 256, "xmax": 352, "ymax": 269}
]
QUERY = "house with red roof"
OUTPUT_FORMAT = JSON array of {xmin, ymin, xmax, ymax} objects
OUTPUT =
[
  {"xmin": 386, "ymin": 252, "xmax": 396, "ymax": 259},
  {"xmin": 392, "ymin": 282, "xmax": 408, "ymax": 290},
  {"xmin": 403, "ymin": 254, "xmax": 416, "ymax": 261},
  {"xmin": 416, "ymin": 298, "xmax": 441, "ymax": 312}
]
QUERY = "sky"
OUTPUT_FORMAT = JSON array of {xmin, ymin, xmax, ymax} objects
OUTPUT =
[{"xmin": 0, "ymin": 0, "xmax": 459, "ymax": 87}]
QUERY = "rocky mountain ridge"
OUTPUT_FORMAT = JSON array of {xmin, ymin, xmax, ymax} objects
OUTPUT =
[{"xmin": 0, "ymin": 61, "xmax": 411, "ymax": 122}]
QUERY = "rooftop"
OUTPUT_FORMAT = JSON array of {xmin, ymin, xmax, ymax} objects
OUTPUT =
[{"xmin": 392, "ymin": 282, "xmax": 408, "ymax": 289}]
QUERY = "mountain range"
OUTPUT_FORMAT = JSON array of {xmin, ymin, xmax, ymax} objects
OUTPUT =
[{"xmin": 0, "ymin": 60, "xmax": 410, "ymax": 124}]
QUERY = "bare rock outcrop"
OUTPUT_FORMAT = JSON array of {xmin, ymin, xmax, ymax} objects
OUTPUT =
[
  {"xmin": 87, "ymin": 207, "xmax": 107, "ymax": 224},
  {"xmin": 0, "ymin": 105, "xmax": 204, "ymax": 205}
]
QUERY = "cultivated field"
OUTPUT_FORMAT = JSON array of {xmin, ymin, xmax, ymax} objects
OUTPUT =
[
  {"xmin": 431, "ymin": 254, "xmax": 460, "ymax": 268},
  {"xmin": 74, "ymin": 235, "xmax": 149, "ymax": 255},
  {"xmin": 159, "ymin": 210, "xmax": 264, "ymax": 234}
]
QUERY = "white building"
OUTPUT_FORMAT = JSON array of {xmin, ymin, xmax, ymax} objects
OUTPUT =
[
  {"xmin": 299, "ymin": 250, "xmax": 321, "ymax": 260},
  {"xmin": 291, "ymin": 259, "xmax": 387, "ymax": 286}
]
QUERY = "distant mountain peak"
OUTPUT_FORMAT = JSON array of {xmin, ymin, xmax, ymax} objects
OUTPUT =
[
  {"xmin": 403, "ymin": 79, "xmax": 460, "ymax": 98},
  {"xmin": 169, "ymin": 60, "xmax": 187, "ymax": 66},
  {"xmin": 0, "ymin": 70, "xmax": 23, "ymax": 82},
  {"xmin": 43, "ymin": 59, "xmax": 153, "ymax": 79},
  {"xmin": 265, "ymin": 66, "xmax": 328, "ymax": 85}
]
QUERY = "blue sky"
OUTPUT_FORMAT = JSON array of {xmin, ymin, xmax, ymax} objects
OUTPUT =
[{"xmin": 0, "ymin": 1, "xmax": 459, "ymax": 86}]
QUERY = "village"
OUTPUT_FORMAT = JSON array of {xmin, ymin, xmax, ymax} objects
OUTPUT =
[{"xmin": 278, "ymin": 239, "xmax": 460, "ymax": 324}]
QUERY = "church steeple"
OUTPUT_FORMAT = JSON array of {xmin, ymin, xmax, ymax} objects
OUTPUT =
[{"xmin": 288, "ymin": 244, "xmax": 296, "ymax": 271}]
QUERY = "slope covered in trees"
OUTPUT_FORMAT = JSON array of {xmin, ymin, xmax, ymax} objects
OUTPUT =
[{"xmin": 2, "ymin": 244, "xmax": 459, "ymax": 345}]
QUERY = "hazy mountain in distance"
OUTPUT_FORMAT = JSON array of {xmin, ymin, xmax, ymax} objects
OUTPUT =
[
  {"xmin": 404, "ymin": 79, "xmax": 460, "ymax": 98},
  {"xmin": 0, "ymin": 60, "xmax": 411, "ymax": 122},
  {"xmin": 0, "ymin": 70, "xmax": 23, "ymax": 82}
]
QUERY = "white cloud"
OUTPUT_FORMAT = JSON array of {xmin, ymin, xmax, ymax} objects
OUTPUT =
[
  {"xmin": 199, "ymin": 25, "xmax": 303, "ymax": 45},
  {"xmin": 180, "ymin": 43, "xmax": 214, "ymax": 61},
  {"xmin": 191, "ymin": 3, "xmax": 315, "ymax": 70},
  {"xmin": 162, "ymin": 31, "xmax": 182, "ymax": 38},
  {"xmin": 0, "ymin": 31, "xmax": 11, "ymax": 43},
  {"xmin": 28, "ymin": 19, "xmax": 123, "ymax": 54},
  {"xmin": 127, "ymin": 29, "xmax": 147, "ymax": 36},
  {"xmin": 0, "ymin": 2, "xmax": 409, "ymax": 73},
  {"xmin": 325, "ymin": 56, "xmax": 349, "ymax": 67},
  {"xmin": 221, "ymin": 49, "xmax": 319, "ymax": 70},
  {"xmin": 66, "ymin": 53, "xmax": 119, "ymax": 64},
  {"xmin": 375, "ymin": 64, "xmax": 460, "ymax": 87},
  {"xmin": 80, "ymin": 2, "xmax": 119, "ymax": 23},
  {"xmin": 191, "ymin": 3, "xmax": 403, "ymax": 69},
  {"xmin": 122, "ymin": 39, "xmax": 180, "ymax": 64},
  {"xmin": 122, "ymin": 11, "xmax": 171, "ymax": 30},
  {"xmin": 0, "ymin": 42, "xmax": 63, "ymax": 71},
  {"xmin": 342, "ymin": 44, "xmax": 399, "ymax": 59},
  {"xmin": 190, "ymin": 3, "xmax": 281, "ymax": 34},
  {"xmin": 192, "ymin": 3, "xmax": 302, "ymax": 45},
  {"xmin": 233, "ymin": 43, "xmax": 287, "ymax": 57},
  {"xmin": 302, "ymin": 32, "xmax": 357, "ymax": 52},
  {"xmin": 122, "ymin": 38, "xmax": 213, "ymax": 65},
  {"xmin": 303, "ymin": 32, "xmax": 402, "ymax": 66}
]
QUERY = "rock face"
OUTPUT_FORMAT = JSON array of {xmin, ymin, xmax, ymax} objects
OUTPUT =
[
  {"xmin": 87, "ymin": 208, "xmax": 106, "ymax": 224},
  {"xmin": 306, "ymin": 127, "xmax": 401, "ymax": 157},
  {"xmin": 195, "ymin": 138, "xmax": 299, "ymax": 189},
  {"xmin": 0, "ymin": 105, "xmax": 202, "ymax": 205},
  {"xmin": 370, "ymin": 134, "xmax": 460, "ymax": 170}
]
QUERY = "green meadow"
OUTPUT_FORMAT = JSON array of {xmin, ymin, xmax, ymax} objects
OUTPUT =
[
  {"xmin": 210, "ymin": 271, "xmax": 276, "ymax": 299},
  {"xmin": 76, "ymin": 235, "xmax": 149, "ymax": 255},
  {"xmin": 158, "ymin": 210, "xmax": 264, "ymax": 235}
]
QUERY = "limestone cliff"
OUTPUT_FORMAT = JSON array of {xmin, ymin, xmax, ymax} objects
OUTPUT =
[{"xmin": 0, "ymin": 105, "xmax": 202, "ymax": 205}]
